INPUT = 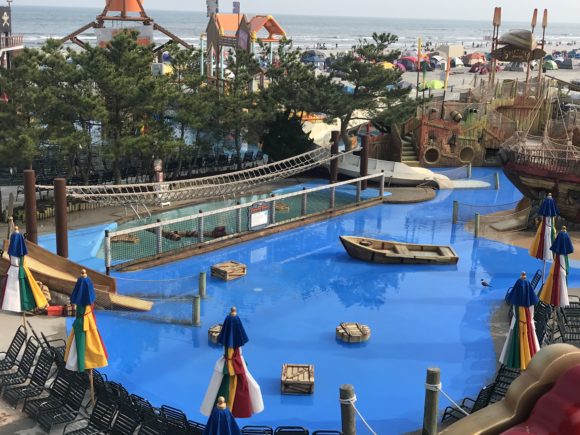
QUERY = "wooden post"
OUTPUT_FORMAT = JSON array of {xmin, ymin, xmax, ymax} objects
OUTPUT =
[
  {"xmin": 155, "ymin": 219, "xmax": 162, "ymax": 254},
  {"xmin": 360, "ymin": 135, "xmax": 369, "ymax": 190},
  {"xmin": 54, "ymin": 178, "xmax": 68, "ymax": 258},
  {"xmin": 330, "ymin": 130, "xmax": 340, "ymax": 184},
  {"xmin": 452, "ymin": 201, "xmax": 459, "ymax": 224},
  {"xmin": 270, "ymin": 194, "xmax": 276, "ymax": 224},
  {"xmin": 379, "ymin": 171, "xmax": 385, "ymax": 198},
  {"xmin": 474, "ymin": 213, "xmax": 481, "ymax": 238},
  {"xmin": 329, "ymin": 187, "xmax": 336, "ymax": 209},
  {"xmin": 23, "ymin": 170, "xmax": 38, "ymax": 244},
  {"xmin": 495, "ymin": 172, "xmax": 500, "ymax": 190},
  {"xmin": 467, "ymin": 163, "xmax": 472, "ymax": 179},
  {"xmin": 340, "ymin": 384, "xmax": 356, "ymax": 435},
  {"xmin": 198, "ymin": 210, "xmax": 204, "ymax": 243},
  {"xmin": 192, "ymin": 295, "xmax": 201, "ymax": 326},
  {"xmin": 235, "ymin": 202, "xmax": 242, "ymax": 233},
  {"xmin": 104, "ymin": 230, "xmax": 111, "ymax": 276},
  {"xmin": 301, "ymin": 188, "xmax": 308, "ymax": 216},
  {"xmin": 355, "ymin": 181, "xmax": 361, "ymax": 203},
  {"xmin": 199, "ymin": 272, "xmax": 207, "ymax": 299},
  {"xmin": 422, "ymin": 367, "xmax": 440, "ymax": 435}
]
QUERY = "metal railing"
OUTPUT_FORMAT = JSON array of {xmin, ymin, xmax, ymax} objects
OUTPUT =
[{"xmin": 104, "ymin": 173, "xmax": 386, "ymax": 271}]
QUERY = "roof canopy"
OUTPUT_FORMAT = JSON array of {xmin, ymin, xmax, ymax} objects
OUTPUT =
[
  {"xmin": 249, "ymin": 15, "xmax": 286, "ymax": 42},
  {"xmin": 107, "ymin": 0, "xmax": 143, "ymax": 13},
  {"xmin": 214, "ymin": 13, "xmax": 244, "ymax": 36}
]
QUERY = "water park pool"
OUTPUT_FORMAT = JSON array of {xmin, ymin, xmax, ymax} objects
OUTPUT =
[{"xmin": 38, "ymin": 168, "xmax": 580, "ymax": 434}]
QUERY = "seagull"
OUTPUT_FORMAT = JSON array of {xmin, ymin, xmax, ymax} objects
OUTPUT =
[{"xmin": 481, "ymin": 279, "xmax": 492, "ymax": 288}]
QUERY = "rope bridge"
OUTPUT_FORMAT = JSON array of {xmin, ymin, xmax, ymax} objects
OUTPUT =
[{"xmin": 37, "ymin": 147, "xmax": 345, "ymax": 206}]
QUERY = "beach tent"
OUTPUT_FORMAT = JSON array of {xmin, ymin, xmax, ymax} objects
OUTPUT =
[
  {"xmin": 300, "ymin": 50, "xmax": 325, "ymax": 69},
  {"xmin": 398, "ymin": 57, "xmax": 417, "ymax": 72},
  {"xmin": 419, "ymin": 80, "xmax": 444, "ymax": 90},
  {"xmin": 504, "ymin": 62, "xmax": 525, "ymax": 72},
  {"xmin": 0, "ymin": 228, "xmax": 48, "ymax": 314},
  {"xmin": 543, "ymin": 60, "xmax": 558, "ymax": 71},
  {"xmin": 381, "ymin": 61, "xmax": 395, "ymax": 70},
  {"xmin": 500, "ymin": 272, "xmax": 540, "ymax": 370},
  {"xmin": 463, "ymin": 52, "xmax": 485, "ymax": 66},
  {"xmin": 393, "ymin": 61, "xmax": 406, "ymax": 72},
  {"xmin": 450, "ymin": 57, "xmax": 464, "ymax": 68},
  {"xmin": 201, "ymin": 307, "xmax": 264, "ymax": 418},
  {"xmin": 558, "ymin": 59, "xmax": 574, "ymax": 70},
  {"xmin": 540, "ymin": 227, "xmax": 574, "ymax": 307}
]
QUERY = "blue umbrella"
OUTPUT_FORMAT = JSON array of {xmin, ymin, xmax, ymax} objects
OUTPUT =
[{"xmin": 203, "ymin": 397, "xmax": 242, "ymax": 435}]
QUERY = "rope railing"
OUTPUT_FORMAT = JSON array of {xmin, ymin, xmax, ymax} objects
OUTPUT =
[{"xmin": 36, "ymin": 147, "xmax": 350, "ymax": 206}]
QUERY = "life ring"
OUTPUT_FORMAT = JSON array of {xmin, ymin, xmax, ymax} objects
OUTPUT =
[{"xmin": 359, "ymin": 240, "xmax": 373, "ymax": 247}]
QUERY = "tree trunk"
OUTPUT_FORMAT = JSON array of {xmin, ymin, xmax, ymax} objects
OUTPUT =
[
  {"xmin": 234, "ymin": 129, "xmax": 242, "ymax": 171},
  {"xmin": 340, "ymin": 113, "xmax": 353, "ymax": 151}
]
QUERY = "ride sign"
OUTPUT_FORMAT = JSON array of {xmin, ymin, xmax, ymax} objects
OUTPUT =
[{"xmin": 248, "ymin": 201, "xmax": 270, "ymax": 230}]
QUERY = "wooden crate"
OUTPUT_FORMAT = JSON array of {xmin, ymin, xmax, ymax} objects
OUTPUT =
[
  {"xmin": 281, "ymin": 364, "xmax": 314, "ymax": 395},
  {"xmin": 336, "ymin": 322, "xmax": 371, "ymax": 343},
  {"xmin": 211, "ymin": 261, "xmax": 247, "ymax": 281},
  {"xmin": 208, "ymin": 324, "xmax": 222, "ymax": 344}
]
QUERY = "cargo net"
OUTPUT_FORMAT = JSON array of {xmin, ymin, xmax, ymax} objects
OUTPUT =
[
  {"xmin": 36, "ymin": 147, "xmax": 345, "ymax": 206},
  {"xmin": 456, "ymin": 199, "xmax": 531, "ymax": 234},
  {"xmin": 107, "ymin": 175, "xmax": 381, "ymax": 270},
  {"xmin": 109, "ymin": 275, "xmax": 199, "ymax": 326}
]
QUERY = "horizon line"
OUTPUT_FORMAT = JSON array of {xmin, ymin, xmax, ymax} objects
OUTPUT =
[{"xmin": 11, "ymin": 4, "xmax": 577, "ymax": 25}]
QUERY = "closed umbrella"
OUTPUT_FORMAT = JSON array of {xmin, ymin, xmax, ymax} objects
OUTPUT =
[
  {"xmin": 64, "ymin": 269, "xmax": 108, "ymax": 404},
  {"xmin": 201, "ymin": 307, "xmax": 264, "ymax": 418},
  {"xmin": 0, "ymin": 227, "xmax": 48, "ymax": 319},
  {"xmin": 500, "ymin": 272, "xmax": 540, "ymax": 370},
  {"xmin": 203, "ymin": 396, "xmax": 242, "ymax": 435},
  {"xmin": 540, "ymin": 227, "xmax": 574, "ymax": 307},
  {"xmin": 529, "ymin": 193, "xmax": 559, "ymax": 281}
]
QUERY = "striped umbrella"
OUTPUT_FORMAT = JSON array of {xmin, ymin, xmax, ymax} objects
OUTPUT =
[
  {"xmin": 529, "ymin": 193, "xmax": 558, "ymax": 263},
  {"xmin": 201, "ymin": 307, "xmax": 264, "ymax": 418},
  {"xmin": 64, "ymin": 270, "xmax": 108, "ymax": 404},
  {"xmin": 540, "ymin": 227, "xmax": 574, "ymax": 307},
  {"xmin": 500, "ymin": 272, "xmax": 540, "ymax": 370},
  {"xmin": 0, "ymin": 227, "xmax": 48, "ymax": 315}
]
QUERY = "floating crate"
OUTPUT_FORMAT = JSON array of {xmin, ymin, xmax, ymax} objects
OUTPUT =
[
  {"xmin": 208, "ymin": 324, "xmax": 222, "ymax": 344},
  {"xmin": 281, "ymin": 364, "xmax": 314, "ymax": 395},
  {"xmin": 211, "ymin": 261, "xmax": 247, "ymax": 281},
  {"xmin": 336, "ymin": 322, "xmax": 371, "ymax": 343},
  {"xmin": 111, "ymin": 234, "xmax": 140, "ymax": 244},
  {"xmin": 46, "ymin": 305, "xmax": 64, "ymax": 317}
]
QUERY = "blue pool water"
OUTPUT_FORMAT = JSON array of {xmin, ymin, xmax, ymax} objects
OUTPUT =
[{"xmin": 39, "ymin": 169, "xmax": 580, "ymax": 434}]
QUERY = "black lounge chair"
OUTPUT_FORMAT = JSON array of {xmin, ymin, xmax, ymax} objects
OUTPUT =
[
  {"xmin": 63, "ymin": 395, "xmax": 118, "ymax": 434},
  {"xmin": 490, "ymin": 365, "xmax": 520, "ymax": 403},
  {"xmin": 534, "ymin": 301, "xmax": 553, "ymax": 344},
  {"xmin": 2, "ymin": 347, "xmax": 56, "ymax": 408},
  {"xmin": 441, "ymin": 382, "xmax": 495, "ymax": 422},
  {"xmin": 160, "ymin": 405, "xmax": 189, "ymax": 434},
  {"xmin": 554, "ymin": 310, "xmax": 580, "ymax": 345},
  {"xmin": 312, "ymin": 431, "xmax": 343, "ymax": 435},
  {"xmin": 109, "ymin": 396, "xmax": 144, "ymax": 435},
  {"xmin": 35, "ymin": 373, "xmax": 87, "ymax": 432},
  {"xmin": 23, "ymin": 369, "xmax": 75, "ymax": 418},
  {"xmin": 275, "ymin": 427, "xmax": 309, "ymax": 435},
  {"xmin": 242, "ymin": 426, "xmax": 274, "ymax": 435},
  {"xmin": 187, "ymin": 420, "xmax": 206, "ymax": 435},
  {"xmin": 0, "ymin": 325, "xmax": 27, "ymax": 372},
  {"xmin": 0, "ymin": 337, "xmax": 40, "ymax": 392},
  {"xmin": 137, "ymin": 407, "xmax": 167, "ymax": 435}
]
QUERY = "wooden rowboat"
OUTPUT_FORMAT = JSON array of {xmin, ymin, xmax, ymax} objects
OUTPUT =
[{"xmin": 339, "ymin": 236, "xmax": 459, "ymax": 265}]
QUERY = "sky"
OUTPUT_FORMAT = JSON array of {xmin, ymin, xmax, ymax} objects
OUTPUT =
[{"xmin": 10, "ymin": 0, "xmax": 580, "ymax": 23}]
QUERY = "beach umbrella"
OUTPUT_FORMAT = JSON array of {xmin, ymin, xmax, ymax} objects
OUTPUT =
[
  {"xmin": 500, "ymin": 272, "xmax": 540, "ymax": 370},
  {"xmin": 529, "ymin": 193, "xmax": 559, "ymax": 280},
  {"xmin": 540, "ymin": 227, "xmax": 574, "ymax": 307},
  {"xmin": 203, "ymin": 396, "xmax": 242, "ymax": 435},
  {"xmin": 201, "ymin": 307, "xmax": 264, "ymax": 418},
  {"xmin": 64, "ymin": 269, "xmax": 108, "ymax": 405},
  {"xmin": 419, "ymin": 80, "xmax": 444, "ymax": 90},
  {"xmin": 0, "ymin": 226, "xmax": 48, "ymax": 319}
]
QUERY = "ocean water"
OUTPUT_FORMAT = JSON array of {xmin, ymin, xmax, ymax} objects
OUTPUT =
[{"xmin": 11, "ymin": 5, "xmax": 580, "ymax": 51}]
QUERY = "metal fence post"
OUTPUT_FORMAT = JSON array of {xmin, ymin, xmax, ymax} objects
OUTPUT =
[
  {"xmin": 379, "ymin": 171, "xmax": 385, "ymax": 198},
  {"xmin": 270, "ymin": 194, "xmax": 276, "ymax": 224},
  {"xmin": 474, "ymin": 213, "xmax": 481, "ymax": 238},
  {"xmin": 467, "ymin": 163, "xmax": 472, "ymax": 179},
  {"xmin": 301, "ymin": 188, "xmax": 308, "ymax": 216},
  {"xmin": 104, "ymin": 230, "xmax": 111, "ymax": 276},
  {"xmin": 329, "ymin": 186, "xmax": 336, "ymax": 209},
  {"xmin": 422, "ymin": 367, "xmax": 440, "ymax": 435},
  {"xmin": 356, "ymin": 181, "xmax": 361, "ymax": 203},
  {"xmin": 495, "ymin": 172, "xmax": 500, "ymax": 190},
  {"xmin": 452, "ymin": 201, "xmax": 459, "ymax": 224},
  {"xmin": 192, "ymin": 295, "xmax": 201, "ymax": 327},
  {"xmin": 198, "ymin": 210, "xmax": 204, "ymax": 243},
  {"xmin": 340, "ymin": 384, "xmax": 356, "ymax": 435},
  {"xmin": 199, "ymin": 272, "xmax": 207, "ymax": 299},
  {"xmin": 155, "ymin": 219, "xmax": 163, "ymax": 255},
  {"xmin": 235, "ymin": 202, "xmax": 242, "ymax": 234}
]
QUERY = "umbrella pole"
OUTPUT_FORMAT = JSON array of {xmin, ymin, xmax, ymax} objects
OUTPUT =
[
  {"xmin": 89, "ymin": 369, "xmax": 95, "ymax": 408},
  {"xmin": 22, "ymin": 312, "xmax": 26, "ymax": 330}
]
